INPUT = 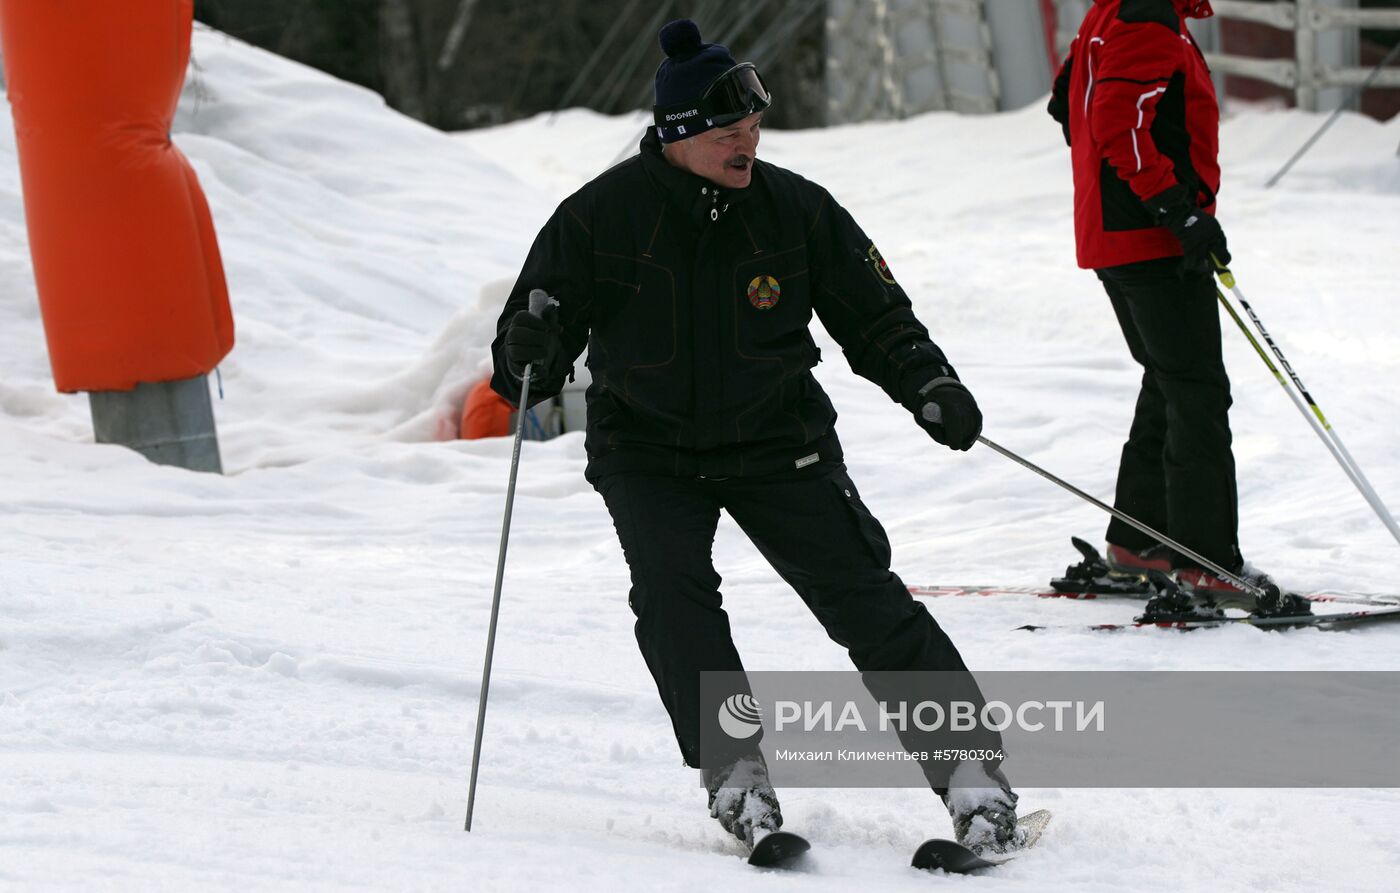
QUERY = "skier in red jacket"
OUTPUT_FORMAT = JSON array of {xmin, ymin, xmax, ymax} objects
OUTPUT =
[{"xmin": 1048, "ymin": 0, "xmax": 1284, "ymax": 616}]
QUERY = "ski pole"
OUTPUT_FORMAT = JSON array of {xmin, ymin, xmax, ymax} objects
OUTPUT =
[
  {"xmin": 465, "ymin": 288, "xmax": 553, "ymax": 832},
  {"xmin": 921, "ymin": 405, "xmax": 1272, "ymax": 599},
  {"xmin": 1211, "ymin": 286, "xmax": 1395, "ymax": 540},
  {"xmin": 1212, "ymin": 261, "xmax": 1400, "ymax": 547},
  {"xmin": 1265, "ymin": 39, "xmax": 1400, "ymax": 189}
]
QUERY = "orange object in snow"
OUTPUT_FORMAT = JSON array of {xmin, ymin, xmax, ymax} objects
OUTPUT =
[
  {"xmin": 0, "ymin": 0, "xmax": 234, "ymax": 393},
  {"xmin": 460, "ymin": 378, "xmax": 513, "ymax": 439}
]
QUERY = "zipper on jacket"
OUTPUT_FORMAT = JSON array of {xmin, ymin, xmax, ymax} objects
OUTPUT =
[
  {"xmin": 692, "ymin": 184, "xmax": 731, "ymax": 466},
  {"xmin": 691, "ymin": 186, "xmax": 714, "ymax": 456}
]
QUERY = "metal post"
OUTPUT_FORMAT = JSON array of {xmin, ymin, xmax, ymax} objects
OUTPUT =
[
  {"xmin": 1314, "ymin": 0, "xmax": 1359, "ymax": 112},
  {"xmin": 1296, "ymin": 0, "xmax": 1318, "ymax": 110},
  {"xmin": 89, "ymin": 375, "xmax": 222, "ymax": 473}
]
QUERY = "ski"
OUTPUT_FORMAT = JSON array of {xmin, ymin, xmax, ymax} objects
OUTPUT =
[
  {"xmin": 908, "ymin": 537, "xmax": 1399, "ymax": 609},
  {"xmin": 907, "ymin": 583, "xmax": 1400, "ymax": 609},
  {"xmin": 912, "ymin": 809, "xmax": 1051, "ymax": 874},
  {"xmin": 747, "ymin": 830, "xmax": 810, "ymax": 868},
  {"xmin": 1018, "ymin": 605, "xmax": 1400, "ymax": 633}
]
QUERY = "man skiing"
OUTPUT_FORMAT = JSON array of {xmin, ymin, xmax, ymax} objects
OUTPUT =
[
  {"xmin": 1047, "ymin": 0, "xmax": 1293, "ymax": 618},
  {"xmin": 493, "ymin": 19, "xmax": 1025, "ymax": 856}
]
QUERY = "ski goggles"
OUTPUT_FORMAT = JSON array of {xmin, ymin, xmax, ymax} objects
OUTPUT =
[{"xmin": 654, "ymin": 63, "xmax": 772, "ymax": 142}]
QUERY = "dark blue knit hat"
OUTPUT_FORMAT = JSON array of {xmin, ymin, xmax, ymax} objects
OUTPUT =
[{"xmin": 653, "ymin": 20, "xmax": 748, "ymax": 143}]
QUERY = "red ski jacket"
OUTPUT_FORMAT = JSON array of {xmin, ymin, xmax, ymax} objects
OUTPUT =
[{"xmin": 1048, "ymin": 0, "xmax": 1221, "ymax": 270}]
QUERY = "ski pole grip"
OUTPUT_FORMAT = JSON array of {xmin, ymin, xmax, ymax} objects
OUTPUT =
[
  {"xmin": 921, "ymin": 403, "xmax": 943, "ymax": 425},
  {"xmin": 1211, "ymin": 254, "xmax": 1235, "ymax": 289},
  {"xmin": 527, "ymin": 288, "xmax": 551, "ymax": 318}
]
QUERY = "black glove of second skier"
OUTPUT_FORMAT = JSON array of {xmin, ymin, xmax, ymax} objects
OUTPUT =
[
  {"xmin": 504, "ymin": 302, "xmax": 561, "ymax": 380},
  {"xmin": 917, "ymin": 379, "xmax": 983, "ymax": 452},
  {"xmin": 1143, "ymin": 184, "xmax": 1230, "ymax": 275},
  {"xmin": 1047, "ymin": 58, "xmax": 1073, "ymax": 147}
]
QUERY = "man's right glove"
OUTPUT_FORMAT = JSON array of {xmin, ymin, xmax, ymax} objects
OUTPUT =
[
  {"xmin": 1143, "ymin": 184, "xmax": 1230, "ymax": 275},
  {"xmin": 504, "ymin": 302, "xmax": 561, "ymax": 380},
  {"xmin": 918, "ymin": 379, "xmax": 983, "ymax": 452}
]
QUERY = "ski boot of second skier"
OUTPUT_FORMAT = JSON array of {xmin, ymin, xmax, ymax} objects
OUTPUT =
[
  {"xmin": 1174, "ymin": 563, "xmax": 1314, "ymax": 618},
  {"xmin": 1137, "ymin": 571, "xmax": 1226, "ymax": 622},
  {"xmin": 1051, "ymin": 536, "xmax": 1160, "ymax": 595},
  {"xmin": 1154, "ymin": 564, "xmax": 1314, "ymax": 621},
  {"xmin": 1053, "ymin": 538, "xmax": 1314, "ymax": 622}
]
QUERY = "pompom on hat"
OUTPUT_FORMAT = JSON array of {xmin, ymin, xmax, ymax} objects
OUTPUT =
[{"xmin": 652, "ymin": 20, "xmax": 771, "ymax": 143}]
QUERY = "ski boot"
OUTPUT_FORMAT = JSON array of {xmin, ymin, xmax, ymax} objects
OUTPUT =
[
  {"xmin": 1252, "ymin": 588, "xmax": 1313, "ymax": 618},
  {"xmin": 1175, "ymin": 562, "xmax": 1313, "ymax": 618},
  {"xmin": 1105, "ymin": 542, "xmax": 1173, "ymax": 575},
  {"xmin": 942, "ymin": 763, "xmax": 1022, "ymax": 855},
  {"xmin": 703, "ymin": 754, "xmax": 782, "ymax": 849},
  {"xmin": 1136, "ymin": 571, "xmax": 1224, "ymax": 622},
  {"xmin": 1051, "ymin": 537, "xmax": 1161, "ymax": 595}
]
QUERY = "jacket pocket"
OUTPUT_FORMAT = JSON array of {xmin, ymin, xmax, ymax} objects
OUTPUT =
[
  {"xmin": 591, "ymin": 255, "xmax": 679, "ymax": 371},
  {"xmin": 731, "ymin": 247, "xmax": 812, "ymax": 365},
  {"xmin": 830, "ymin": 469, "xmax": 893, "ymax": 570}
]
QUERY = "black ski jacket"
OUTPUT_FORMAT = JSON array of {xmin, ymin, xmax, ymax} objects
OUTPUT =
[{"xmin": 491, "ymin": 129, "xmax": 962, "ymax": 480}]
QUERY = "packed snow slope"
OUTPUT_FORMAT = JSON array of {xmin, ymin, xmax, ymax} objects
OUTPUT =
[{"xmin": 3, "ymin": 24, "xmax": 1400, "ymax": 892}]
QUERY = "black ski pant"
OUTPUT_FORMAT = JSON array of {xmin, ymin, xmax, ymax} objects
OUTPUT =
[
  {"xmin": 593, "ymin": 459, "xmax": 1000, "ymax": 791},
  {"xmin": 1098, "ymin": 257, "xmax": 1242, "ymax": 571}
]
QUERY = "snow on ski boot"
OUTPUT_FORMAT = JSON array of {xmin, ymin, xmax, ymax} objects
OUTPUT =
[
  {"xmin": 703, "ymin": 754, "xmax": 782, "ymax": 849},
  {"xmin": 1051, "ymin": 537, "xmax": 1158, "ymax": 594},
  {"xmin": 943, "ymin": 762, "xmax": 1023, "ymax": 855},
  {"xmin": 1137, "ymin": 571, "xmax": 1224, "ymax": 622}
]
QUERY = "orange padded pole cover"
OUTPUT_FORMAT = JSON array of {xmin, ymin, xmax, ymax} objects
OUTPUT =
[
  {"xmin": 0, "ymin": 0, "xmax": 233, "ymax": 392},
  {"xmin": 460, "ymin": 378, "xmax": 513, "ymax": 440}
]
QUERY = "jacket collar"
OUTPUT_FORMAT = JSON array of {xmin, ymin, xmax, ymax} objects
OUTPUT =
[
  {"xmin": 640, "ymin": 127, "xmax": 754, "ymax": 228},
  {"xmin": 1093, "ymin": 0, "xmax": 1212, "ymax": 17}
]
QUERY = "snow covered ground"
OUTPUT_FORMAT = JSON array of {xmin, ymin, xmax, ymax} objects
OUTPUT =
[{"xmin": 3, "ymin": 25, "xmax": 1400, "ymax": 891}]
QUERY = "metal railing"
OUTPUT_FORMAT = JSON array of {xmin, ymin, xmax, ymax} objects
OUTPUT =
[
  {"xmin": 1052, "ymin": 0, "xmax": 1400, "ymax": 111},
  {"xmin": 1207, "ymin": 0, "xmax": 1400, "ymax": 110}
]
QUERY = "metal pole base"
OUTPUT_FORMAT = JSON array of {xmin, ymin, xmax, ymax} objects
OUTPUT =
[{"xmin": 89, "ymin": 375, "xmax": 223, "ymax": 474}]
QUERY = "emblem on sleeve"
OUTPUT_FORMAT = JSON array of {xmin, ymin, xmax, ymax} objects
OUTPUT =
[
  {"xmin": 867, "ymin": 243, "xmax": 896, "ymax": 285},
  {"xmin": 746, "ymin": 275, "xmax": 781, "ymax": 310}
]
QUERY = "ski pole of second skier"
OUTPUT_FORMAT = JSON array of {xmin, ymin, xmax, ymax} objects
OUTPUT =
[
  {"xmin": 921, "ymin": 405, "xmax": 1271, "ymax": 598},
  {"xmin": 465, "ymin": 288, "xmax": 553, "ymax": 832},
  {"xmin": 1212, "ymin": 260, "xmax": 1400, "ymax": 548}
]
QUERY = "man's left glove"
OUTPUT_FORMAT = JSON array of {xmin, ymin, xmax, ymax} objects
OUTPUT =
[
  {"xmin": 918, "ymin": 379, "xmax": 983, "ymax": 452},
  {"xmin": 1143, "ymin": 184, "xmax": 1230, "ymax": 275},
  {"xmin": 1047, "ymin": 58, "xmax": 1073, "ymax": 147},
  {"xmin": 504, "ymin": 303, "xmax": 561, "ymax": 380}
]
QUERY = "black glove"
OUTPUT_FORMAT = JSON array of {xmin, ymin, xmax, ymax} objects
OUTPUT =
[
  {"xmin": 504, "ymin": 302, "xmax": 560, "ymax": 379},
  {"xmin": 1047, "ymin": 58, "xmax": 1073, "ymax": 147},
  {"xmin": 1143, "ymin": 184, "xmax": 1230, "ymax": 275},
  {"xmin": 917, "ymin": 379, "xmax": 983, "ymax": 452}
]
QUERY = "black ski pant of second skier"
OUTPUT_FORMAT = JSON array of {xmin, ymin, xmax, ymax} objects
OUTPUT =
[
  {"xmin": 1098, "ymin": 256, "xmax": 1241, "ymax": 571},
  {"xmin": 593, "ymin": 459, "xmax": 1002, "ymax": 794}
]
